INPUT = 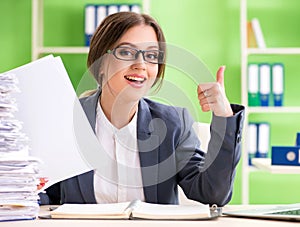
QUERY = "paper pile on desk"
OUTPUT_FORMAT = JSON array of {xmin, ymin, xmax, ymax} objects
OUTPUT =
[{"xmin": 0, "ymin": 73, "xmax": 40, "ymax": 221}]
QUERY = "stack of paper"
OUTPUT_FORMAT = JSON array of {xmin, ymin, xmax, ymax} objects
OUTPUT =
[{"xmin": 0, "ymin": 73, "xmax": 40, "ymax": 221}]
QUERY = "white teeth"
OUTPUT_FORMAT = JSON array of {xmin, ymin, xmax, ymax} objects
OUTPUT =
[{"xmin": 125, "ymin": 76, "xmax": 145, "ymax": 82}]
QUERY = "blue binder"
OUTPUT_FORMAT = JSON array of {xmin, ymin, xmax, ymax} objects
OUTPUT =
[
  {"xmin": 256, "ymin": 122, "xmax": 270, "ymax": 158},
  {"xmin": 272, "ymin": 146, "xmax": 300, "ymax": 166},
  {"xmin": 296, "ymin": 132, "xmax": 300, "ymax": 146},
  {"xmin": 259, "ymin": 63, "xmax": 271, "ymax": 106},
  {"xmin": 247, "ymin": 123, "xmax": 258, "ymax": 165},
  {"xmin": 272, "ymin": 63, "xmax": 284, "ymax": 106}
]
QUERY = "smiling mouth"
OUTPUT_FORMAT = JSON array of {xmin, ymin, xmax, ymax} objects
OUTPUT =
[{"xmin": 124, "ymin": 75, "xmax": 146, "ymax": 83}]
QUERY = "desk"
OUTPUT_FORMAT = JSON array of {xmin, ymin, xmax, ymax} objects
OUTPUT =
[{"xmin": 1, "ymin": 205, "xmax": 299, "ymax": 227}]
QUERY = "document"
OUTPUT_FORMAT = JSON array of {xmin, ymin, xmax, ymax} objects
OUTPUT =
[
  {"xmin": 7, "ymin": 55, "xmax": 94, "ymax": 189},
  {"xmin": 50, "ymin": 200, "xmax": 218, "ymax": 220}
]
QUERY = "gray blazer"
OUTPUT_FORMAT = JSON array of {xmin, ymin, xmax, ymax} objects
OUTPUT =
[{"xmin": 41, "ymin": 89, "xmax": 244, "ymax": 206}]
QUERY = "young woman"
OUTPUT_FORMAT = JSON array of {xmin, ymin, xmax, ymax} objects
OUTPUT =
[{"xmin": 40, "ymin": 12, "xmax": 244, "ymax": 207}]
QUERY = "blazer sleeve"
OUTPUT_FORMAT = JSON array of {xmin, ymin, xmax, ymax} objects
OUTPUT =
[{"xmin": 177, "ymin": 104, "xmax": 245, "ymax": 207}]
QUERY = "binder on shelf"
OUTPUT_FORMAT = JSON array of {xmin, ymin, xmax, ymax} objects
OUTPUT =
[
  {"xmin": 251, "ymin": 18, "xmax": 266, "ymax": 48},
  {"xmin": 259, "ymin": 63, "xmax": 271, "ymax": 106},
  {"xmin": 84, "ymin": 4, "xmax": 96, "ymax": 46},
  {"xmin": 247, "ymin": 63, "xmax": 260, "ymax": 106},
  {"xmin": 119, "ymin": 4, "xmax": 130, "ymax": 12},
  {"xmin": 256, "ymin": 123, "xmax": 270, "ymax": 158},
  {"xmin": 247, "ymin": 123, "xmax": 258, "ymax": 165},
  {"xmin": 131, "ymin": 4, "xmax": 141, "ymax": 13},
  {"xmin": 247, "ymin": 21, "xmax": 257, "ymax": 48},
  {"xmin": 107, "ymin": 5, "xmax": 119, "ymax": 15},
  {"xmin": 296, "ymin": 132, "xmax": 300, "ymax": 146},
  {"xmin": 272, "ymin": 63, "xmax": 284, "ymax": 106},
  {"xmin": 96, "ymin": 5, "xmax": 107, "ymax": 27},
  {"xmin": 272, "ymin": 146, "xmax": 300, "ymax": 166}
]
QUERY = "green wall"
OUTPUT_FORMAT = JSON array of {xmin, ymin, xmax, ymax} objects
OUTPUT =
[{"xmin": 1, "ymin": 0, "xmax": 300, "ymax": 204}]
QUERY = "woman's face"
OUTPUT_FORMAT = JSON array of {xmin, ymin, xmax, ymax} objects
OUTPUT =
[{"xmin": 102, "ymin": 24, "xmax": 159, "ymax": 103}]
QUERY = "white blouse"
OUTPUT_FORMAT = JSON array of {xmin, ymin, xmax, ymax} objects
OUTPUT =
[{"xmin": 93, "ymin": 102, "xmax": 145, "ymax": 203}]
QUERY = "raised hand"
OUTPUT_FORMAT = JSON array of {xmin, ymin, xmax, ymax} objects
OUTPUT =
[{"xmin": 197, "ymin": 66, "xmax": 233, "ymax": 117}]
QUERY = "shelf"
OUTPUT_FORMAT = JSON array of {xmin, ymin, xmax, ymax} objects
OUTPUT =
[
  {"xmin": 40, "ymin": 47, "xmax": 89, "ymax": 54},
  {"xmin": 247, "ymin": 48, "xmax": 300, "ymax": 55},
  {"xmin": 247, "ymin": 107, "xmax": 300, "ymax": 114},
  {"xmin": 251, "ymin": 158, "xmax": 300, "ymax": 174},
  {"xmin": 31, "ymin": 0, "xmax": 150, "ymax": 60}
]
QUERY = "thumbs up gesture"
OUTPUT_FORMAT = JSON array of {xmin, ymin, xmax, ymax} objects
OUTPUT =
[{"xmin": 197, "ymin": 66, "xmax": 233, "ymax": 117}]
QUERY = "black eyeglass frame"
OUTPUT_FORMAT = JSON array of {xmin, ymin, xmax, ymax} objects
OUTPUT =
[{"xmin": 107, "ymin": 46, "xmax": 165, "ymax": 64}]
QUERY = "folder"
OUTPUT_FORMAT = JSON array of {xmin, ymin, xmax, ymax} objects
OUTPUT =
[
  {"xmin": 259, "ymin": 63, "xmax": 271, "ymax": 106},
  {"xmin": 272, "ymin": 146, "xmax": 300, "ymax": 166},
  {"xmin": 247, "ymin": 63, "xmax": 260, "ymax": 106},
  {"xmin": 96, "ymin": 5, "xmax": 107, "ymax": 28},
  {"xmin": 84, "ymin": 5, "xmax": 96, "ymax": 46},
  {"xmin": 107, "ymin": 5, "xmax": 118, "ymax": 15},
  {"xmin": 247, "ymin": 123, "xmax": 258, "ymax": 165},
  {"xmin": 272, "ymin": 63, "xmax": 284, "ymax": 106},
  {"xmin": 256, "ymin": 123, "xmax": 270, "ymax": 158},
  {"xmin": 251, "ymin": 18, "xmax": 266, "ymax": 48}
]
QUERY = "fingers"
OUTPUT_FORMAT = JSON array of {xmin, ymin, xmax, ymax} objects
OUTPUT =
[
  {"xmin": 197, "ymin": 65, "xmax": 233, "ymax": 117},
  {"xmin": 216, "ymin": 65, "xmax": 226, "ymax": 88},
  {"xmin": 197, "ymin": 83, "xmax": 218, "ymax": 112}
]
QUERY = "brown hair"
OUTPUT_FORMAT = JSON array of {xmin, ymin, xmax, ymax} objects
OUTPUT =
[{"xmin": 87, "ymin": 11, "xmax": 166, "ymax": 90}]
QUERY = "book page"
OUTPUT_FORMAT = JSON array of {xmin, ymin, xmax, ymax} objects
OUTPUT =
[
  {"xmin": 131, "ymin": 201, "xmax": 211, "ymax": 220},
  {"xmin": 50, "ymin": 202, "xmax": 131, "ymax": 219}
]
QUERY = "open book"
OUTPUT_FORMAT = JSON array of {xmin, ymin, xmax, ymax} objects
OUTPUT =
[{"xmin": 49, "ymin": 200, "xmax": 220, "ymax": 220}]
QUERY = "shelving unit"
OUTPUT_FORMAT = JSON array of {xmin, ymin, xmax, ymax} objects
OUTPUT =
[
  {"xmin": 31, "ymin": 0, "xmax": 150, "ymax": 60},
  {"xmin": 240, "ymin": 0, "xmax": 300, "ymax": 204},
  {"xmin": 251, "ymin": 158, "xmax": 300, "ymax": 174}
]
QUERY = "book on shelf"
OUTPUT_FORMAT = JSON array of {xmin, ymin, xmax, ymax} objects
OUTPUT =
[
  {"xmin": 250, "ymin": 18, "xmax": 266, "ymax": 48},
  {"xmin": 48, "ymin": 200, "xmax": 219, "ymax": 220},
  {"xmin": 247, "ymin": 21, "xmax": 257, "ymax": 48}
]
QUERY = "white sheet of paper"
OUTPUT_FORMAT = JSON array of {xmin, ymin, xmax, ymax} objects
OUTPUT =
[{"xmin": 7, "ymin": 55, "xmax": 94, "ymax": 188}]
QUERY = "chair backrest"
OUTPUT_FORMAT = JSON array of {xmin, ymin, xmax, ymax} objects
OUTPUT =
[{"xmin": 192, "ymin": 122, "xmax": 211, "ymax": 152}]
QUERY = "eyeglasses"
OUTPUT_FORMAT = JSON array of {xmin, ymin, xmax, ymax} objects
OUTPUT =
[{"xmin": 107, "ymin": 46, "xmax": 164, "ymax": 64}]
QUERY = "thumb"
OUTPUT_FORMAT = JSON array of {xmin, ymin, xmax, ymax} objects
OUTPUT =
[{"xmin": 216, "ymin": 65, "xmax": 226, "ymax": 88}]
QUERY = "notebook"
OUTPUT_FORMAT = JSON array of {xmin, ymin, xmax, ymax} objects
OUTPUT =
[
  {"xmin": 223, "ymin": 203, "xmax": 300, "ymax": 222},
  {"xmin": 40, "ymin": 200, "xmax": 221, "ymax": 220}
]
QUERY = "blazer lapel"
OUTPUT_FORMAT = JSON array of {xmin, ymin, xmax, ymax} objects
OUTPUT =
[
  {"xmin": 137, "ymin": 99, "xmax": 159, "ymax": 203},
  {"xmin": 79, "ymin": 89, "xmax": 101, "ymax": 133}
]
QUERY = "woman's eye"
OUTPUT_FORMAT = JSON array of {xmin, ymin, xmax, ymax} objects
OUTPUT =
[
  {"xmin": 119, "ymin": 49, "xmax": 134, "ymax": 56},
  {"xmin": 146, "ymin": 52, "xmax": 158, "ymax": 60}
]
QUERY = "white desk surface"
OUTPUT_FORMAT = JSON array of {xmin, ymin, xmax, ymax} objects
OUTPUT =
[{"xmin": 1, "ymin": 205, "xmax": 299, "ymax": 227}]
